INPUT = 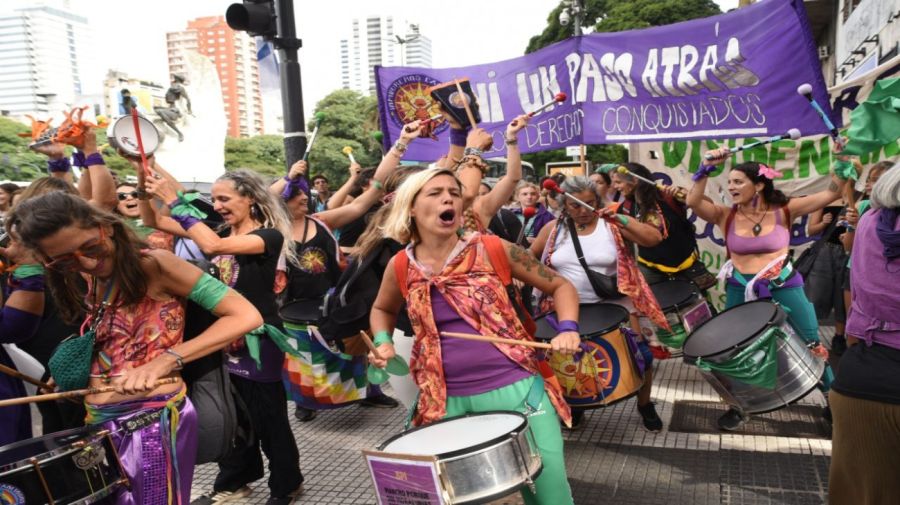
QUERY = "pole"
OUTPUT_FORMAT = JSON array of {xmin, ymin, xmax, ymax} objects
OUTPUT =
[
  {"xmin": 274, "ymin": 0, "xmax": 306, "ymax": 171},
  {"xmin": 572, "ymin": 0, "xmax": 583, "ymax": 36}
]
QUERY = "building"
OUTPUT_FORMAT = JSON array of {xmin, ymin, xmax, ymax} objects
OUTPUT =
[
  {"xmin": 166, "ymin": 16, "xmax": 264, "ymax": 137},
  {"xmin": 340, "ymin": 16, "xmax": 432, "ymax": 95},
  {"xmin": 102, "ymin": 69, "xmax": 166, "ymax": 118},
  {"xmin": 834, "ymin": 0, "xmax": 900, "ymax": 83},
  {"xmin": 0, "ymin": 3, "xmax": 91, "ymax": 117}
]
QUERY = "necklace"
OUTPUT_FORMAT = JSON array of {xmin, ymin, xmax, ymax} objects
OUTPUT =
[
  {"xmin": 739, "ymin": 204, "xmax": 769, "ymax": 236},
  {"xmin": 577, "ymin": 223, "xmax": 588, "ymax": 231}
]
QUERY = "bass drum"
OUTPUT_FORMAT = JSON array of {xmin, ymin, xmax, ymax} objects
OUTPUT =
[
  {"xmin": 682, "ymin": 300, "xmax": 825, "ymax": 414},
  {"xmin": 641, "ymin": 280, "xmax": 713, "ymax": 357}
]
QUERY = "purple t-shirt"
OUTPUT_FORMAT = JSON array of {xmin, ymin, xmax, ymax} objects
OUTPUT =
[{"xmin": 432, "ymin": 287, "xmax": 530, "ymax": 396}]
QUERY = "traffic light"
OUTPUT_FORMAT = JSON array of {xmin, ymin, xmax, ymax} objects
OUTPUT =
[{"xmin": 226, "ymin": 0, "xmax": 276, "ymax": 38}]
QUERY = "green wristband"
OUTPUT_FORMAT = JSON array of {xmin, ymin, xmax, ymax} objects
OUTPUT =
[
  {"xmin": 187, "ymin": 272, "xmax": 229, "ymax": 311},
  {"xmin": 372, "ymin": 179, "xmax": 384, "ymax": 191},
  {"xmin": 833, "ymin": 159, "xmax": 856, "ymax": 181},
  {"xmin": 373, "ymin": 330, "xmax": 394, "ymax": 346},
  {"xmin": 616, "ymin": 215, "xmax": 629, "ymax": 226},
  {"xmin": 12, "ymin": 264, "xmax": 45, "ymax": 279}
]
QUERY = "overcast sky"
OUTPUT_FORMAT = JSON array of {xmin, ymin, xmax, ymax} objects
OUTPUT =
[{"xmin": 8, "ymin": 0, "xmax": 737, "ymax": 121}]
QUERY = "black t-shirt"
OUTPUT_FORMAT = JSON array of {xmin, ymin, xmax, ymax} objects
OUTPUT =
[
  {"xmin": 487, "ymin": 209, "xmax": 524, "ymax": 243},
  {"xmin": 819, "ymin": 206, "xmax": 847, "ymax": 245},
  {"xmin": 213, "ymin": 227, "xmax": 283, "ymax": 326},
  {"xmin": 286, "ymin": 219, "xmax": 341, "ymax": 301},
  {"xmin": 619, "ymin": 196, "xmax": 696, "ymax": 269},
  {"xmin": 831, "ymin": 342, "xmax": 900, "ymax": 404},
  {"xmin": 338, "ymin": 206, "xmax": 379, "ymax": 248}
]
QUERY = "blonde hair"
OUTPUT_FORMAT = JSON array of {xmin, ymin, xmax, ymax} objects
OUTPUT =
[
  {"xmin": 516, "ymin": 181, "xmax": 538, "ymax": 196},
  {"xmin": 353, "ymin": 165, "xmax": 425, "ymax": 260},
  {"xmin": 381, "ymin": 167, "xmax": 461, "ymax": 244}
]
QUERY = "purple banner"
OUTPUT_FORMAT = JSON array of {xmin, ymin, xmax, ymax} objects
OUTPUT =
[{"xmin": 375, "ymin": 0, "xmax": 834, "ymax": 161}]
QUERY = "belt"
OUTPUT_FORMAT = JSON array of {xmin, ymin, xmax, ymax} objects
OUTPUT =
[{"xmin": 638, "ymin": 253, "xmax": 695, "ymax": 273}]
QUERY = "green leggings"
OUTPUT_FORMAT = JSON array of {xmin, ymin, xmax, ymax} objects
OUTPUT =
[
  {"xmin": 725, "ymin": 280, "xmax": 834, "ymax": 390},
  {"xmin": 444, "ymin": 376, "xmax": 573, "ymax": 505}
]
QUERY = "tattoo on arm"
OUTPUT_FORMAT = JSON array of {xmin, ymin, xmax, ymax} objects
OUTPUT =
[
  {"xmin": 508, "ymin": 243, "xmax": 556, "ymax": 282},
  {"xmin": 828, "ymin": 180, "xmax": 839, "ymax": 192}
]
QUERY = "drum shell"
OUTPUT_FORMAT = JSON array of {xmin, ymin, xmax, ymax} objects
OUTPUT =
[
  {"xmin": 644, "ymin": 281, "xmax": 712, "ymax": 354},
  {"xmin": 107, "ymin": 115, "xmax": 160, "ymax": 156},
  {"xmin": 0, "ymin": 427, "xmax": 126, "ymax": 504},
  {"xmin": 379, "ymin": 412, "xmax": 542, "ymax": 504},
  {"xmin": 684, "ymin": 302, "xmax": 825, "ymax": 414}
]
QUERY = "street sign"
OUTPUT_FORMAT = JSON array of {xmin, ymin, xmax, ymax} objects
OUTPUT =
[{"xmin": 565, "ymin": 146, "xmax": 580, "ymax": 157}]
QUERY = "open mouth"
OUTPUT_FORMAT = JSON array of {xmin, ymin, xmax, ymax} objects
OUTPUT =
[
  {"xmin": 125, "ymin": 202, "xmax": 138, "ymax": 210},
  {"xmin": 439, "ymin": 209, "xmax": 456, "ymax": 226}
]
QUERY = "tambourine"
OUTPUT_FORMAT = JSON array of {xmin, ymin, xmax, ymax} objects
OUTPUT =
[{"xmin": 107, "ymin": 115, "xmax": 160, "ymax": 156}]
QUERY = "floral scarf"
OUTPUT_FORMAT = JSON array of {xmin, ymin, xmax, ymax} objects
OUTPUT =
[{"xmin": 400, "ymin": 233, "xmax": 572, "ymax": 427}]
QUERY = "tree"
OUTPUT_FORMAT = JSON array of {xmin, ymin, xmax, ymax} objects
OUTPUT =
[
  {"xmin": 0, "ymin": 116, "xmax": 46, "ymax": 180},
  {"xmin": 224, "ymin": 135, "xmax": 286, "ymax": 179}
]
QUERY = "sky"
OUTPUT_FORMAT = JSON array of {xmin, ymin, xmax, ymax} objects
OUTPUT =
[{"xmin": 8, "ymin": 0, "xmax": 738, "ymax": 124}]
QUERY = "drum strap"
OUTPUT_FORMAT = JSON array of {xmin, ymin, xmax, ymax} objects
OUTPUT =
[{"xmin": 524, "ymin": 374, "xmax": 545, "ymax": 414}]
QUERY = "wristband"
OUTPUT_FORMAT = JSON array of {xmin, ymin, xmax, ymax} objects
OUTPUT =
[
  {"xmin": 281, "ymin": 175, "xmax": 309, "ymax": 201},
  {"xmin": 691, "ymin": 163, "xmax": 717, "ymax": 182},
  {"xmin": 168, "ymin": 191, "xmax": 208, "ymax": 219},
  {"xmin": 171, "ymin": 214, "xmax": 201, "ymax": 231},
  {"xmin": 449, "ymin": 128, "xmax": 468, "ymax": 147},
  {"xmin": 373, "ymin": 330, "xmax": 394, "ymax": 347},
  {"xmin": 72, "ymin": 152, "xmax": 103, "ymax": 168},
  {"xmin": 8, "ymin": 275, "xmax": 44, "ymax": 293},
  {"xmin": 188, "ymin": 272, "xmax": 229, "ymax": 311},
  {"xmin": 557, "ymin": 320, "xmax": 579, "ymax": 333},
  {"xmin": 372, "ymin": 180, "xmax": 384, "ymax": 191},
  {"xmin": 505, "ymin": 138, "xmax": 518, "ymax": 146},
  {"xmin": 833, "ymin": 159, "xmax": 856, "ymax": 181},
  {"xmin": 164, "ymin": 349, "xmax": 184, "ymax": 370},
  {"xmin": 392, "ymin": 140, "xmax": 408, "ymax": 154},
  {"xmin": 11, "ymin": 264, "xmax": 45, "ymax": 279},
  {"xmin": 47, "ymin": 158, "xmax": 71, "ymax": 173},
  {"xmin": 616, "ymin": 215, "xmax": 629, "ymax": 226},
  {"xmin": 463, "ymin": 146, "xmax": 484, "ymax": 157}
]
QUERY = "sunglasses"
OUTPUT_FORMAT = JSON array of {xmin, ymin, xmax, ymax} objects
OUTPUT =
[
  {"xmin": 42, "ymin": 228, "xmax": 109, "ymax": 271},
  {"xmin": 117, "ymin": 191, "xmax": 139, "ymax": 201}
]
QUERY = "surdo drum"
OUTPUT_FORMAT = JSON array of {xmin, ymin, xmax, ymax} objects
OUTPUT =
[{"xmin": 641, "ymin": 280, "xmax": 713, "ymax": 357}]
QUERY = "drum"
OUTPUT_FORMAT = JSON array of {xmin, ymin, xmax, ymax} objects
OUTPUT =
[
  {"xmin": 107, "ymin": 115, "xmax": 160, "ymax": 156},
  {"xmin": 682, "ymin": 300, "xmax": 826, "ymax": 414},
  {"xmin": 0, "ymin": 427, "xmax": 127, "ymax": 504},
  {"xmin": 535, "ymin": 304, "xmax": 643, "ymax": 408},
  {"xmin": 641, "ymin": 280, "xmax": 713, "ymax": 356},
  {"xmin": 378, "ymin": 412, "xmax": 541, "ymax": 504},
  {"xmin": 280, "ymin": 299, "xmax": 370, "ymax": 409}
]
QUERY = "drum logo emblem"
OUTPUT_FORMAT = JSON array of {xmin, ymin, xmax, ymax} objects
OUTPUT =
[
  {"xmin": 0, "ymin": 484, "xmax": 25, "ymax": 505},
  {"xmin": 385, "ymin": 74, "xmax": 448, "ymax": 134}
]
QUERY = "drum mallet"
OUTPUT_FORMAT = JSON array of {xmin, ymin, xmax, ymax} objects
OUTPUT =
[
  {"xmin": 130, "ymin": 108, "xmax": 154, "ymax": 179},
  {"xmin": 302, "ymin": 112, "xmax": 326, "ymax": 162},
  {"xmin": 359, "ymin": 331, "xmax": 409, "ymax": 380},
  {"xmin": 615, "ymin": 166, "xmax": 688, "ymax": 200},
  {"xmin": 542, "ymin": 179, "xmax": 626, "ymax": 228},
  {"xmin": 0, "ymin": 363, "xmax": 53, "ymax": 391},
  {"xmin": 0, "ymin": 377, "xmax": 181, "ymax": 408},
  {"xmin": 525, "ymin": 92, "xmax": 567, "ymax": 118},
  {"xmin": 704, "ymin": 128, "xmax": 802, "ymax": 160},
  {"xmin": 442, "ymin": 331, "xmax": 551, "ymax": 350},
  {"xmin": 342, "ymin": 146, "xmax": 356, "ymax": 165},
  {"xmin": 797, "ymin": 83, "xmax": 841, "ymax": 143},
  {"xmin": 515, "ymin": 206, "xmax": 537, "ymax": 246}
]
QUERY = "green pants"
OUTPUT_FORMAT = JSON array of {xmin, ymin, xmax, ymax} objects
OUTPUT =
[{"xmin": 444, "ymin": 376, "xmax": 573, "ymax": 505}]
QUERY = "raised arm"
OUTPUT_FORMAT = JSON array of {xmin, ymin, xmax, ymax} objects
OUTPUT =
[
  {"xmin": 269, "ymin": 159, "xmax": 308, "ymax": 199},
  {"xmin": 325, "ymin": 162, "xmax": 361, "ymax": 210},
  {"xmin": 476, "ymin": 115, "xmax": 528, "ymax": 224},
  {"xmin": 787, "ymin": 174, "xmax": 847, "ymax": 219},
  {"xmin": 75, "ymin": 130, "xmax": 117, "ymax": 211},
  {"xmin": 687, "ymin": 148, "xmax": 731, "ymax": 226},
  {"xmin": 458, "ymin": 128, "xmax": 494, "ymax": 210}
]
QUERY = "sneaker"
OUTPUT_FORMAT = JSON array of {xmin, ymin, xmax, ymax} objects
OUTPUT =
[
  {"xmin": 831, "ymin": 335, "xmax": 847, "ymax": 357},
  {"xmin": 266, "ymin": 485, "xmax": 303, "ymax": 505},
  {"xmin": 717, "ymin": 407, "xmax": 748, "ymax": 431},
  {"xmin": 637, "ymin": 402, "xmax": 663, "ymax": 432},
  {"xmin": 361, "ymin": 394, "xmax": 400, "ymax": 408},
  {"xmin": 294, "ymin": 406, "xmax": 317, "ymax": 422},
  {"xmin": 191, "ymin": 486, "xmax": 252, "ymax": 504},
  {"xmin": 564, "ymin": 409, "xmax": 585, "ymax": 431}
]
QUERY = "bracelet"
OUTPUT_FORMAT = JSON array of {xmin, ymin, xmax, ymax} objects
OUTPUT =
[
  {"xmin": 505, "ymin": 137, "xmax": 518, "ymax": 146},
  {"xmin": 72, "ymin": 152, "xmax": 104, "ymax": 168},
  {"xmin": 463, "ymin": 146, "xmax": 483, "ymax": 157},
  {"xmin": 449, "ymin": 128, "xmax": 468, "ymax": 147},
  {"xmin": 460, "ymin": 154, "xmax": 489, "ymax": 175},
  {"xmin": 616, "ymin": 215, "xmax": 629, "ymax": 226},
  {"xmin": 833, "ymin": 159, "xmax": 856, "ymax": 181},
  {"xmin": 373, "ymin": 330, "xmax": 394, "ymax": 347},
  {"xmin": 164, "ymin": 349, "xmax": 184, "ymax": 370},
  {"xmin": 372, "ymin": 179, "xmax": 384, "ymax": 191},
  {"xmin": 47, "ymin": 158, "xmax": 71, "ymax": 173},
  {"xmin": 691, "ymin": 163, "xmax": 717, "ymax": 182},
  {"xmin": 557, "ymin": 320, "xmax": 579, "ymax": 333},
  {"xmin": 393, "ymin": 141, "xmax": 409, "ymax": 154}
]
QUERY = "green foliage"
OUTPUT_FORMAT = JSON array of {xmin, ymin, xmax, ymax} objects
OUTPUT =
[
  {"xmin": 523, "ymin": 144, "xmax": 628, "ymax": 176},
  {"xmin": 526, "ymin": 0, "xmax": 609, "ymax": 54},
  {"xmin": 224, "ymin": 135, "xmax": 286, "ymax": 178},
  {"xmin": 597, "ymin": 0, "xmax": 721, "ymax": 33},
  {"xmin": 0, "ymin": 116, "xmax": 52, "ymax": 180},
  {"xmin": 94, "ymin": 127, "xmax": 136, "ymax": 180}
]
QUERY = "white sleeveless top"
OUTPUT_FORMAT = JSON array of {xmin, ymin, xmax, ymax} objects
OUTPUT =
[{"xmin": 549, "ymin": 221, "xmax": 618, "ymax": 304}]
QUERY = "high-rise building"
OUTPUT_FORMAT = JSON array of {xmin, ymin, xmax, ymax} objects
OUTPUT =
[
  {"xmin": 340, "ymin": 16, "xmax": 432, "ymax": 95},
  {"xmin": 166, "ymin": 16, "xmax": 263, "ymax": 137},
  {"xmin": 0, "ymin": 4, "xmax": 91, "ymax": 117}
]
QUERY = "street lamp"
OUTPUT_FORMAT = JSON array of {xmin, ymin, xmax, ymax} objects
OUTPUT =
[{"xmin": 383, "ymin": 24, "xmax": 421, "ymax": 65}]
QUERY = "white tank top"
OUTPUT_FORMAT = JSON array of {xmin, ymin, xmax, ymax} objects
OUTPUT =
[{"xmin": 549, "ymin": 221, "xmax": 618, "ymax": 304}]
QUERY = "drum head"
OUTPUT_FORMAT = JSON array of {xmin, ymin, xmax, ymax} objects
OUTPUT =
[
  {"xmin": 108, "ymin": 115, "xmax": 159, "ymax": 156},
  {"xmin": 0, "ymin": 427, "xmax": 94, "ymax": 468},
  {"xmin": 535, "ymin": 303, "xmax": 629, "ymax": 341},
  {"xmin": 682, "ymin": 301, "xmax": 777, "ymax": 358},
  {"xmin": 279, "ymin": 298, "xmax": 324, "ymax": 324},
  {"xmin": 649, "ymin": 280, "xmax": 700, "ymax": 310},
  {"xmin": 379, "ymin": 412, "xmax": 526, "ymax": 458}
]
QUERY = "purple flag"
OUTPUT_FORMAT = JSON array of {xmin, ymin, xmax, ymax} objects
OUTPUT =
[{"xmin": 375, "ymin": 0, "xmax": 834, "ymax": 161}]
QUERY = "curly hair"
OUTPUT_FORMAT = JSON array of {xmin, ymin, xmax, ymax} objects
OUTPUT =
[{"xmin": 730, "ymin": 161, "xmax": 790, "ymax": 206}]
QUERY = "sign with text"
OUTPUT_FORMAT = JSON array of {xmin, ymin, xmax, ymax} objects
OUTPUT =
[
  {"xmin": 363, "ymin": 451, "xmax": 446, "ymax": 505},
  {"xmin": 375, "ymin": 0, "xmax": 833, "ymax": 160}
]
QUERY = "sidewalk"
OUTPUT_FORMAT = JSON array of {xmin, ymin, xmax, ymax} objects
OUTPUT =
[{"xmin": 191, "ymin": 329, "xmax": 834, "ymax": 505}]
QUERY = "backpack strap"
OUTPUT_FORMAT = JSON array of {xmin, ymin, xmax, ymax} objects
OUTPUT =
[{"xmin": 392, "ymin": 249, "xmax": 410, "ymax": 298}]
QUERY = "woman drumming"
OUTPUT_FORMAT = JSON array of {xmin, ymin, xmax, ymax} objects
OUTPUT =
[
  {"xmin": 369, "ymin": 167, "xmax": 581, "ymax": 505},
  {"xmin": 828, "ymin": 165, "xmax": 900, "ymax": 505},
  {"xmin": 687, "ymin": 149, "xmax": 847, "ymax": 430},
  {"xmin": 8, "ymin": 192, "xmax": 261, "ymax": 504},
  {"xmin": 531, "ymin": 176, "xmax": 668, "ymax": 431},
  {"xmin": 145, "ymin": 170, "xmax": 304, "ymax": 504}
]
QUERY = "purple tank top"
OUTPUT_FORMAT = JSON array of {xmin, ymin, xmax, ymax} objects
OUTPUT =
[
  {"xmin": 432, "ymin": 287, "xmax": 530, "ymax": 396},
  {"xmin": 727, "ymin": 207, "xmax": 789, "ymax": 255}
]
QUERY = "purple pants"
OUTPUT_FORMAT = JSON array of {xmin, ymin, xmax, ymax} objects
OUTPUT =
[{"xmin": 90, "ymin": 392, "xmax": 198, "ymax": 505}]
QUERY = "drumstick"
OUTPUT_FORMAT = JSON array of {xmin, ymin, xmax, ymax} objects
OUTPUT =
[
  {"xmin": 0, "ymin": 363, "xmax": 53, "ymax": 391},
  {"xmin": 453, "ymin": 79, "xmax": 478, "ymax": 128},
  {"xmin": 441, "ymin": 331, "xmax": 551, "ymax": 350},
  {"xmin": 0, "ymin": 377, "xmax": 181, "ymax": 408},
  {"xmin": 130, "ymin": 108, "xmax": 154, "ymax": 179},
  {"xmin": 359, "ymin": 330, "xmax": 383, "ymax": 359}
]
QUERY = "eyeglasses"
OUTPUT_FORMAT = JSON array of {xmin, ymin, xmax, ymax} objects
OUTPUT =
[
  {"xmin": 42, "ymin": 228, "xmax": 109, "ymax": 271},
  {"xmin": 117, "ymin": 191, "xmax": 139, "ymax": 201}
]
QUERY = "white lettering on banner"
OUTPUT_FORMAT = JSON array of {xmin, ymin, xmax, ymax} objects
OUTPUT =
[
  {"xmin": 598, "ymin": 93, "xmax": 767, "ymax": 136},
  {"xmin": 474, "ymin": 80, "xmax": 505, "ymax": 123},
  {"xmin": 515, "ymin": 66, "xmax": 562, "ymax": 115},
  {"xmin": 641, "ymin": 38, "xmax": 760, "ymax": 98},
  {"xmin": 522, "ymin": 110, "xmax": 584, "ymax": 148}
]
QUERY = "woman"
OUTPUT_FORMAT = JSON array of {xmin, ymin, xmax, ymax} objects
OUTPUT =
[
  {"xmin": 589, "ymin": 165, "xmax": 619, "ymax": 203},
  {"xmin": 370, "ymin": 167, "xmax": 581, "ymax": 505},
  {"xmin": 687, "ymin": 149, "xmax": 846, "ymax": 430},
  {"xmin": 828, "ymin": 163, "xmax": 900, "ymax": 505},
  {"xmin": 0, "ymin": 182, "xmax": 20, "ymax": 214},
  {"xmin": 114, "ymin": 182, "xmax": 174, "ymax": 251},
  {"xmin": 146, "ymin": 170, "xmax": 304, "ymax": 504},
  {"xmin": 513, "ymin": 181, "xmax": 555, "ymax": 243},
  {"xmin": 531, "ymin": 176, "xmax": 667, "ymax": 431},
  {"xmin": 612, "ymin": 163, "xmax": 714, "ymax": 289},
  {"xmin": 8, "ymin": 192, "xmax": 261, "ymax": 504}
]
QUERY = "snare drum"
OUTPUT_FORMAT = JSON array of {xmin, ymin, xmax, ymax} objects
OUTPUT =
[
  {"xmin": 107, "ymin": 115, "xmax": 160, "ymax": 156},
  {"xmin": 0, "ymin": 427, "xmax": 127, "ymax": 504},
  {"xmin": 642, "ymin": 280, "xmax": 713, "ymax": 356},
  {"xmin": 280, "ymin": 299, "xmax": 370, "ymax": 409},
  {"xmin": 378, "ymin": 412, "xmax": 542, "ymax": 504},
  {"xmin": 682, "ymin": 300, "xmax": 826, "ymax": 414},
  {"xmin": 535, "ymin": 304, "xmax": 643, "ymax": 408}
]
